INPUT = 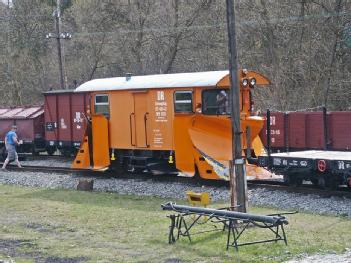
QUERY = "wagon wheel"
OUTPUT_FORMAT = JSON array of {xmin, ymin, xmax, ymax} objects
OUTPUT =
[
  {"xmin": 283, "ymin": 174, "xmax": 302, "ymax": 186},
  {"xmin": 46, "ymin": 146, "xmax": 56, "ymax": 156},
  {"xmin": 32, "ymin": 146, "xmax": 39, "ymax": 156},
  {"xmin": 0, "ymin": 146, "xmax": 7, "ymax": 161},
  {"xmin": 347, "ymin": 177, "xmax": 351, "ymax": 189},
  {"xmin": 310, "ymin": 178, "xmax": 319, "ymax": 186},
  {"xmin": 60, "ymin": 149, "xmax": 72, "ymax": 157},
  {"xmin": 63, "ymin": 151, "xmax": 72, "ymax": 158},
  {"xmin": 318, "ymin": 175, "xmax": 338, "ymax": 190}
]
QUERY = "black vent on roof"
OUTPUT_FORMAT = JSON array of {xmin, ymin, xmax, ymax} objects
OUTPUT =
[{"xmin": 125, "ymin": 73, "xmax": 132, "ymax": 81}]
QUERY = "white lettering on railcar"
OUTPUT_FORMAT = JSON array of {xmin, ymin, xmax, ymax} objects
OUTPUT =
[
  {"xmin": 157, "ymin": 91, "xmax": 165, "ymax": 101},
  {"xmin": 300, "ymin": 161, "xmax": 307, "ymax": 167},
  {"xmin": 60, "ymin": 118, "xmax": 67, "ymax": 129},
  {"xmin": 74, "ymin": 112, "xmax": 83, "ymax": 129},
  {"xmin": 153, "ymin": 129, "xmax": 163, "ymax": 148},
  {"xmin": 74, "ymin": 112, "xmax": 83, "ymax": 123},
  {"xmin": 289, "ymin": 160, "xmax": 298, "ymax": 166},
  {"xmin": 270, "ymin": 129, "xmax": 281, "ymax": 135},
  {"xmin": 155, "ymin": 91, "xmax": 168, "ymax": 122},
  {"xmin": 270, "ymin": 116, "xmax": 276, "ymax": 126},
  {"xmin": 338, "ymin": 161, "xmax": 345, "ymax": 170},
  {"xmin": 273, "ymin": 158, "xmax": 281, "ymax": 165}
]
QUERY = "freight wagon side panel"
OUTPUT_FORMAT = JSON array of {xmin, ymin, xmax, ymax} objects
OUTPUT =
[
  {"xmin": 16, "ymin": 119, "xmax": 35, "ymax": 142},
  {"xmin": 34, "ymin": 113, "xmax": 45, "ymax": 140},
  {"xmin": 259, "ymin": 112, "xmax": 285, "ymax": 150},
  {"xmin": 44, "ymin": 95, "xmax": 58, "ymax": 144},
  {"xmin": 306, "ymin": 112, "xmax": 324, "ymax": 149},
  {"xmin": 0, "ymin": 120, "xmax": 13, "ymax": 143},
  {"xmin": 288, "ymin": 112, "xmax": 306, "ymax": 150},
  {"xmin": 329, "ymin": 112, "xmax": 351, "ymax": 150},
  {"xmin": 71, "ymin": 93, "xmax": 88, "ymax": 147},
  {"xmin": 57, "ymin": 94, "xmax": 73, "ymax": 147}
]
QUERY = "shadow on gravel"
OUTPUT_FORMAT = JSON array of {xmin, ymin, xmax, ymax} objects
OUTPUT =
[{"xmin": 0, "ymin": 239, "xmax": 88, "ymax": 263}]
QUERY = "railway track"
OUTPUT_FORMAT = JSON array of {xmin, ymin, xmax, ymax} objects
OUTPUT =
[{"xmin": 2, "ymin": 162, "xmax": 351, "ymax": 200}]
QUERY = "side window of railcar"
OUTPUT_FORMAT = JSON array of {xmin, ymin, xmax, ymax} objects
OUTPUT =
[
  {"xmin": 174, "ymin": 91, "xmax": 193, "ymax": 113},
  {"xmin": 202, "ymin": 89, "xmax": 230, "ymax": 115},
  {"xmin": 94, "ymin": 94, "xmax": 109, "ymax": 116}
]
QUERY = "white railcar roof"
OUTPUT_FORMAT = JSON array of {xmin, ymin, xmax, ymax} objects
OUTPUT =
[{"xmin": 75, "ymin": 70, "xmax": 229, "ymax": 92}]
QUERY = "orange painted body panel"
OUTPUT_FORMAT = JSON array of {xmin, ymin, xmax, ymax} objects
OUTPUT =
[
  {"xmin": 183, "ymin": 115, "xmax": 265, "ymax": 180},
  {"xmin": 109, "ymin": 91, "xmax": 135, "ymax": 149},
  {"xmin": 92, "ymin": 115, "xmax": 110, "ymax": 170},
  {"xmin": 107, "ymin": 90, "xmax": 174, "ymax": 150},
  {"xmin": 72, "ymin": 135, "xmax": 91, "ymax": 169},
  {"xmin": 173, "ymin": 114, "xmax": 196, "ymax": 176},
  {"xmin": 133, "ymin": 92, "xmax": 149, "ymax": 148}
]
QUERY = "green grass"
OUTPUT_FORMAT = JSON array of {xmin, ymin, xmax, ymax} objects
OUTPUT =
[{"xmin": 0, "ymin": 184, "xmax": 350, "ymax": 262}]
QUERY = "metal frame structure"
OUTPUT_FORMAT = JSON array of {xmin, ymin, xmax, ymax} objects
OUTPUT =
[{"xmin": 162, "ymin": 202, "xmax": 295, "ymax": 251}]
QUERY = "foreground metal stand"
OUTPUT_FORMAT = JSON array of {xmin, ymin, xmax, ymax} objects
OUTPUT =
[{"xmin": 162, "ymin": 202, "xmax": 296, "ymax": 251}]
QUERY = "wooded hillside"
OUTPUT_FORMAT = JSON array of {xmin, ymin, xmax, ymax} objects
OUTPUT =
[{"xmin": 0, "ymin": 0, "xmax": 350, "ymax": 111}]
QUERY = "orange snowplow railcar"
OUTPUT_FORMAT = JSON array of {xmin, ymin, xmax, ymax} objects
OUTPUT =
[{"xmin": 72, "ymin": 70, "xmax": 271, "ymax": 180}]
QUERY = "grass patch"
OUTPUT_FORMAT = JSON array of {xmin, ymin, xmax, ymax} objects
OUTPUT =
[{"xmin": 0, "ymin": 184, "xmax": 350, "ymax": 262}]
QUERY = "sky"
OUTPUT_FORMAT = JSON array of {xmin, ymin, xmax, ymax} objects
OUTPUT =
[{"xmin": 1, "ymin": 0, "xmax": 12, "ymax": 6}]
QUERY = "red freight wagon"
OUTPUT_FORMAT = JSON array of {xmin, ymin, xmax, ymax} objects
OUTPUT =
[
  {"xmin": 288, "ymin": 112, "xmax": 306, "ymax": 150},
  {"xmin": 0, "ymin": 106, "xmax": 45, "ymax": 158},
  {"xmin": 329, "ymin": 112, "xmax": 351, "ymax": 150},
  {"xmin": 259, "ymin": 112, "xmax": 286, "ymax": 151},
  {"xmin": 43, "ymin": 90, "xmax": 90, "ymax": 156}
]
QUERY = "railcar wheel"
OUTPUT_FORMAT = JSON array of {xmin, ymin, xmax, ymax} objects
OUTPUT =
[
  {"xmin": 318, "ymin": 175, "xmax": 338, "ymax": 190},
  {"xmin": 0, "ymin": 147, "xmax": 6, "ymax": 161},
  {"xmin": 283, "ymin": 174, "xmax": 302, "ymax": 186},
  {"xmin": 32, "ymin": 146, "xmax": 39, "ymax": 156},
  {"xmin": 60, "ymin": 150, "xmax": 71, "ymax": 157},
  {"xmin": 318, "ymin": 176, "xmax": 326, "ymax": 189},
  {"xmin": 347, "ymin": 177, "xmax": 351, "ymax": 189},
  {"xmin": 310, "ymin": 178, "xmax": 319, "ymax": 186},
  {"xmin": 46, "ymin": 147, "xmax": 56, "ymax": 156}
]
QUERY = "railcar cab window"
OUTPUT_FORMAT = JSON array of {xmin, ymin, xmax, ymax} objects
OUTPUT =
[
  {"xmin": 174, "ymin": 91, "xmax": 193, "ymax": 113},
  {"xmin": 94, "ymin": 94, "xmax": 109, "ymax": 116},
  {"xmin": 202, "ymin": 89, "xmax": 230, "ymax": 115}
]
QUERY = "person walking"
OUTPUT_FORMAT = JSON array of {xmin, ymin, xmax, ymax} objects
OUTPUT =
[{"xmin": 2, "ymin": 125, "xmax": 22, "ymax": 170}]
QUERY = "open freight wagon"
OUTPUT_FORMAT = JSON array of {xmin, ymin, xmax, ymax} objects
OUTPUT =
[{"xmin": 0, "ymin": 106, "xmax": 45, "ymax": 159}]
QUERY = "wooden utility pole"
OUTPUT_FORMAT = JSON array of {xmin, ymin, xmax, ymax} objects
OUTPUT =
[
  {"xmin": 55, "ymin": 0, "xmax": 65, "ymax": 90},
  {"xmin": 46, "ymin": 0, "xmax": 71, "ymax": 90},
  {"xmin": 225, "ymin": 0, "xmax": 247, "ymax": 212}
]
